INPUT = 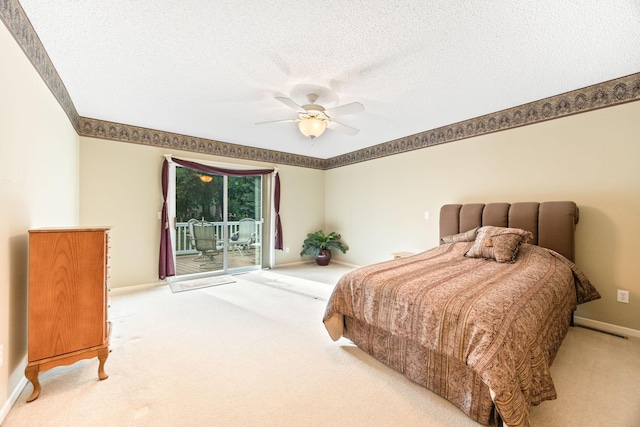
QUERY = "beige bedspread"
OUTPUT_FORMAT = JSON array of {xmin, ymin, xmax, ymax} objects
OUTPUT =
[{"xmin": 323, "ymin": 242, "xmax": 599, "ymax": 427}]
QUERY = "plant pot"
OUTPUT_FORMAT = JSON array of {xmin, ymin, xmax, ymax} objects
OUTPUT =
[{"xmin": 316, "ymin": 250, "xmax": 332, "ymax": 266}]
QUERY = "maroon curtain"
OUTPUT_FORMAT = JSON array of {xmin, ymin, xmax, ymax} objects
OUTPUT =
[
  {"xmin": 159, "ymin": 159, "xmax": 176, "ymax": 279},
  {"xmin": 159, "ymin": 157, "xmax": 283, "ymax": 279},
  {"xmin": 274, "ymin": 172, "xmax": 283, "ymax": 250}
]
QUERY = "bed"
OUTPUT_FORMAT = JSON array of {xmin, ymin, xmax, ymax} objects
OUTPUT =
[{"xmin": 323, "ymin": 202, "xmax": 600, "ymax": 427}]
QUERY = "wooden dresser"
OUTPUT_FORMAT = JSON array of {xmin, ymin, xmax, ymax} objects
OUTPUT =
[{"xmin": 25, "ymin": 227, "xmax": 111, "ymax": 402}]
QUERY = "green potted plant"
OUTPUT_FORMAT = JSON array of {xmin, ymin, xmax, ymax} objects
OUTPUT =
[{"xmin": 300, "ymin": 230, "xmax": 349, "ymax": 266}]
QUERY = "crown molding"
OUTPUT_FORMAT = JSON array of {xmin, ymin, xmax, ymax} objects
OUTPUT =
[{"xmin": 3, "ymin": 0, "xmax": 639, "ymax": 171}]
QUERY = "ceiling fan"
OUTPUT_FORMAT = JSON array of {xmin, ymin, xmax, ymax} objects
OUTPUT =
[{"xmin": 256, "ymin": 93, "xmax": 365, "ymax": 139}]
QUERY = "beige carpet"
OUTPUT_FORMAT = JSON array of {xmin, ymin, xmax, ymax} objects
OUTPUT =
[{"xmin": 4, "ymin": 268, "xmax": 640, "ymax": 426}]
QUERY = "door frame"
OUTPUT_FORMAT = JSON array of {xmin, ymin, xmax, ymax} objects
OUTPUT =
[{"xmin": 164, "ymin": 155, "xmax": 275, "ymax": 281}]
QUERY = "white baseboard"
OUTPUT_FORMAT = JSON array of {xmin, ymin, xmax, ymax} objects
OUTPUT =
[
  {"xmin": 1, "ymin": 356, "xmax": 28, "ymax": 425},
  {"xmin": 574, "ymin": 316, "xmax": 640, "ymax": 339},
  {"xmin": 331, "ymin": 260, "xmax": 361, "ymax": 268},
  {"xmin": 108, "ymin": 281, "xmax": 166, "ymax": 295},
  {"xmin": 274, "ymin": 258, "xmax": 361, "ymax": 268},
  {"xmin": 273, "ymin": 259, "xmax": 314, "ymax": 267}
]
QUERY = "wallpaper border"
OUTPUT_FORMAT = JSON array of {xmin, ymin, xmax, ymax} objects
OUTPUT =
[
  {"xmin": 326, "ymin": 73, "xmax": 640, "ymax": 169},
  {"xmin": 1, "ymin": 0, "xmax": 80, "ymax": 131},
  {"xmin": 77, "ymin": 117, "xmax": 326, "ymax": 170},
  {"xmin": 3, "ymin": 0, "xmax": 639, "ymax": 171}
]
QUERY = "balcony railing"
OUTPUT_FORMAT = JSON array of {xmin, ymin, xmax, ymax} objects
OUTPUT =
[{"xmin": 176, "ymin": 220, "xmax": 263, "ymax": 255}]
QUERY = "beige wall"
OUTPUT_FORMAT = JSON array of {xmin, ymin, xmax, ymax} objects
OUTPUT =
[
  {"xmin": 79, "ymin": 137, "xmax": 325, "ymax": 288},
  {"xmin": 1, "ymin": 23, "xmax": 80, "ymax": 415},
  {"xmin": 3, "ymin": 8, "xmax": 639, "ymax": 419},
  {"xmin": 325, "ymin": 101, "xmax": 640, "ymax": 331}
]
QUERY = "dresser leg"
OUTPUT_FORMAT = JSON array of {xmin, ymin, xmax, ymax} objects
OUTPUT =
[
  {"xmin": 97, "ymin": 347, "xmax": 109, "ymax": 380},
  {"xmin": 25, "ymin": 365, "xmax": 41, "ymax": 402}
]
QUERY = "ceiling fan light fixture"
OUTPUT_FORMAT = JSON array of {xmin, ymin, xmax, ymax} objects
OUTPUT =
[
  {"xmin": 258, "ymin": 92, "xmax": 362, "ymax": 138},
  {"xmin": 298, "ymin": 116, "xmax": 327, "ymax": 139}
]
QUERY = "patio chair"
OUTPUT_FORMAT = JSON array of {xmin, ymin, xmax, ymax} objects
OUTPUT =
[
  {"xmin": 230, "ymin": 218, "xmax": 256, "ymax": 256},
  {"xmin": 188, "ymin": 219, "xmax": 222, "ymax": 268}
]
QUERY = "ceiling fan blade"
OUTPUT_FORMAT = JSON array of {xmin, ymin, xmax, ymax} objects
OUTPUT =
[
  {"xmin": 327, "ymin": 120, "xmax": 359, "ymax": 136},
  {"xmin": 275, "ymin": 96, "xmax": 306, "ymax": 113},
  {"xmin": 254, "ymin": 118, "xmax": 298, "ymax": 125},
  {"xmin": 324, "ymin": 102, "xmax": 365, "ymax": 117}
]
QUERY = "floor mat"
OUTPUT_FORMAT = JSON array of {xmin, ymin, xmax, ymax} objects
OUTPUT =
[{"xmin": 169, "ymin": 275, "xmax": 236, "ymax": 293}]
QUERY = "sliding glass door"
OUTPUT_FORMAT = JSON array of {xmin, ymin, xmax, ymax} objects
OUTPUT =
[{"xmin": 173, "ymin": 167, "xmax": 263, "ymax": 277}]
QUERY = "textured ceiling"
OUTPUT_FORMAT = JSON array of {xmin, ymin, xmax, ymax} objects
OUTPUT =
[{"xmin": 16, "ymin": 0, "xmax": 640, "ymax": 159}]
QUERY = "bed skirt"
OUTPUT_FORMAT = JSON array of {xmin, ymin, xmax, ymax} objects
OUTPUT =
[{"xmin": 344, "ymin": 316, "xmax": 495, "ymax": 425}]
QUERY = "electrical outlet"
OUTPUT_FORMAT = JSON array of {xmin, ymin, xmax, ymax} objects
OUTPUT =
[
  {"xmin": 285, "ymin": 247, "xmax": 290, "ymax": 253},
  {"xmin": 424, "ymin": 211, "xmax": 430, "ymax": 220},
  {"xmin": 617, "ymin": 289, "xmax": 629, "ymax": 304}
]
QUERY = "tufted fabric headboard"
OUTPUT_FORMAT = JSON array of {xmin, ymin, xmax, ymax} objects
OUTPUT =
[{"xmin": 439, "ymin": 201, "xmax": 579, "ymax": 261}]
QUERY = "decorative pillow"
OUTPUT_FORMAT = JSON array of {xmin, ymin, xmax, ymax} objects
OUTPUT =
[
  {"xmin": 464, "ymin": 226, "xmax": 533, "ymax": 263},
  {"xmin": 440, "ymin": 227, "xmax": 479, "ymax": 244}
]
